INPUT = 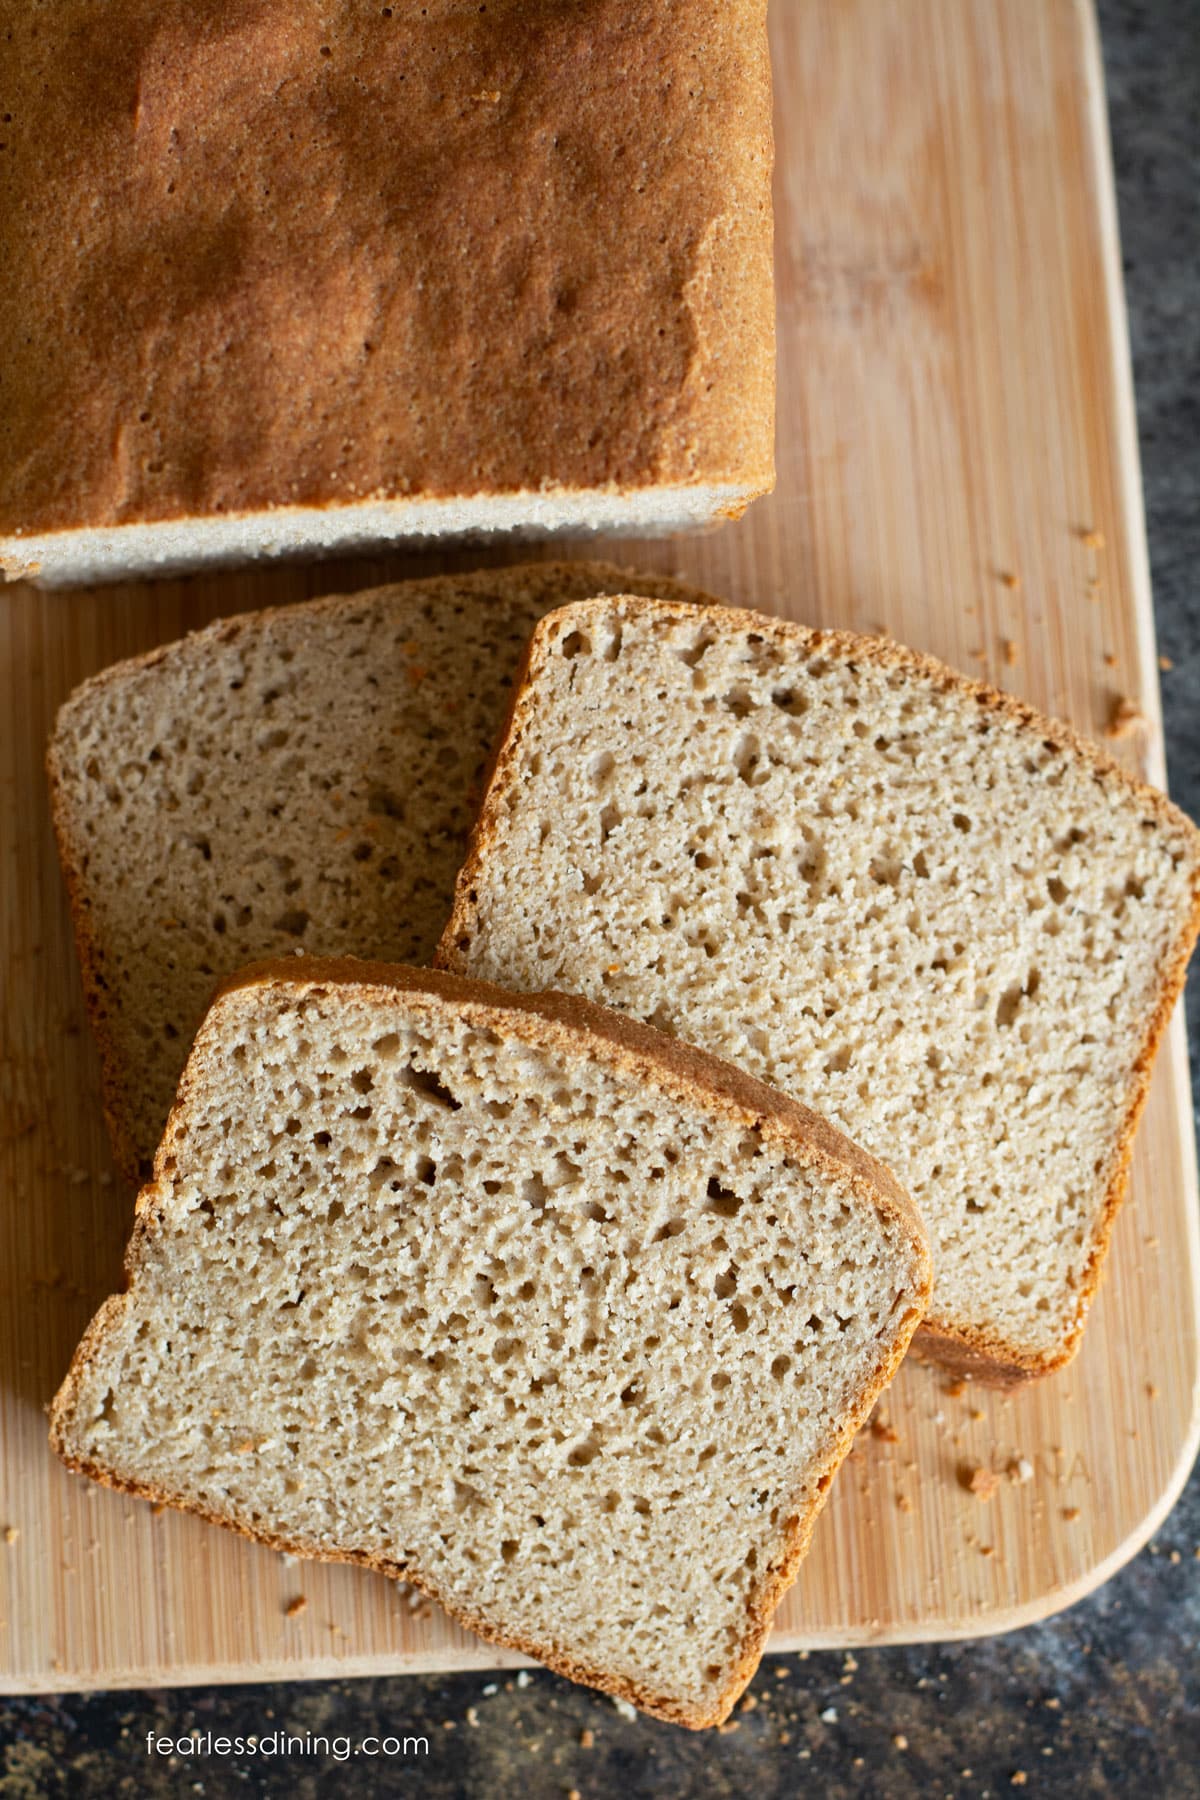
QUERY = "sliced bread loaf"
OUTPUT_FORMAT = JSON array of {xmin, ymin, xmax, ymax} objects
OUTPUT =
[
  {"xmin": 47, "ymin": 562, "xmax": 712, "ymax": 1183},
  {"xmin": 50, "ymin": 960, "xmax": 930, "ymax": 1727},
  {"xmin": 439, "ymin": 595, "xmax": 1200, "ymax": 1383},
  {"xmin": 1, "ymin": 1, "xmax": 772, "ymax": 586}
]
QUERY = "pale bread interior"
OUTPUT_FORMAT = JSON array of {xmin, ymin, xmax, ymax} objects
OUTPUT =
[
  {"xmin": 51, "ymin": 970, "xmax": 929, "ymax": 1726},
  {"xmin": 441, "ymin": 597, "xmax": 1200, "ymax": 1373},
  {"xmin": 4, "ymin": 484, "xmax": 753, "ymax": 588},
  {"xmin": 48, "ymin": 563, "xmax": 712, "ymax": 1178}
]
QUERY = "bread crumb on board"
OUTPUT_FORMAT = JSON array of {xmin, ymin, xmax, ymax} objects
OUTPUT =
[
  {"xmin": 998, "ymin": 571, "xmax": 1022, "ymax": 591},
  {"xmin": 961, "ymin": 1464, "xmax": 999, "ymax": 1501},
  {"xmin": 1062, "ymin": 1507, "xmax": 1081, "ymax": 1523},
  {"xmin": 1008, "ymin": 1457, "xmax": 1035, "ymax": 1485},
  {"xmin": 1002, "ymin": 638, "xmax": 1020, "ymax": 666},
  {"xmin": 284, "ymin": 1595, "xmax": 308, "ymax": 1619},
  {"xmin": 3, "ymin": 1525, "xmax": 18, "ymax": 1545},
  {"xmin": 1105, "ymin": 695, "xmax": 1144, "ymax": 738},
  {"xmin": 1079, "ymin": 527, "xmax": 1106, "ymax": 549},
  {"xmin": 870, "ymin": 1413, "xmax": 900, "ymax": 1444}
]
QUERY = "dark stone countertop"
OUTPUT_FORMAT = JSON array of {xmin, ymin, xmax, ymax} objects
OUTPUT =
[{"xmin": 2, "ymin": 2, "xmax": 1197, "ymax": 1794}]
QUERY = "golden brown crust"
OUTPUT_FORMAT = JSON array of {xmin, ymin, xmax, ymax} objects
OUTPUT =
[
  {"xmin": 437, "ymin": 593, "xmax": 1200, "ymax": 1386},
  {"xmin": 910, "ymin": 1319, "xmax": 1054, "ymax": 1389},
  {"xmin": 1, "ymin": 1, "xmax": 773, "ymax": 540},
  {"xmin": 45, "ymin": 561, "xmax": 719, "ymax": 1187},
  {"xmin": 50, "ymin": 957, "xmax": 930, "ymax": 1727}
]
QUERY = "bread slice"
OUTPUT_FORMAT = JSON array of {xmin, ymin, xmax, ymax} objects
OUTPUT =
[
  {"xmin": 0, "ymin": 1, "xmax": 773, "ymax": 587},
  {"xmin": 438, "ymin": 596, "xmax": 1200, "ymax": 1384},
  {"xmin": 50, "ymin": 960, "xmax": 930, "ymax": 1727},
  {"xmin": 47, "ymin": 561, "xmax": 713, "ymax": 1185}
]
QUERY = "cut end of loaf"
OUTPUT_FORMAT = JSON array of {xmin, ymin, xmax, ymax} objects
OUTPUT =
[
  {"xmin": 438, "ymin": 594, "xmax": 1200, "ymax": 1383},
  {"xmin": 50, "ymin": 962, "xmax": 928, "ymax": 1726},
  {"xmin": 3, "ymin": 483, "xmax": 766, "ymax": 589}
]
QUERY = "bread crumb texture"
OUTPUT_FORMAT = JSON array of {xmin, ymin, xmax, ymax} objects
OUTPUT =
[
  {"xmin": 48, "ymin": 563, "xmax": 711, "ymax": 1181},
  {"xmin": 50, "ymin": 967, "xmax": 928, "ymax": 1727},
  {"xmin": 442, "ymin": 596, "xmax": 1200, "ymax": 1376},
  {"xmin": 0, "ymin": 0, "xmax": 773, "ymax": 538}
]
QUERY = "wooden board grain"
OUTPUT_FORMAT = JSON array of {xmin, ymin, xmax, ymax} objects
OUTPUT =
[{"xmin": 1, "ymin": 0, "xmax": 1196, "ymax": 1691}]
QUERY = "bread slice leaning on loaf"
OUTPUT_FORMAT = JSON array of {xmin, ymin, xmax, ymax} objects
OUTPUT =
[
  {"xmin": 438, "ymin": 595, "xmax": 1200, "ymax": 1384},
  {"xmin": 50, "ymin": 960, "xmax": 930, "ymax": 1728},
  {"xmin": 47, "ymin": 561, "xmax": 714, "ymax": 1185}
]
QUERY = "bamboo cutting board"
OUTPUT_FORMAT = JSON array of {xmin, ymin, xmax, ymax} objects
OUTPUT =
[{"xmin": 1, "ymin": 0, "xmax": 1196, "ymax": 1691}]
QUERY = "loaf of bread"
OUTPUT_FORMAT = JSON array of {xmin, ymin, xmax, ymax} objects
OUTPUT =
[
  {"xmin": 439, "ymin": 595, "xmax": 1200, "ymax": 1384},
  {"xmin": 0, "ymin": 2, "xmax": 773, "ymax": 586},
  {"xmin": 47, "ymin": 561, "xmax": 712, "ymax": 1183},
  {"xmin": 50, "ymin": 961, "xmax": 930, "ymax": 1726}
]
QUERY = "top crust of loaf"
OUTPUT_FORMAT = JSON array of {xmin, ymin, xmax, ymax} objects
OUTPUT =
[
  {"xmin": 51, "ymin": 957, "xmax": 931, "ymax": 1726},
  {"xmin": 0, "ymin": 1, "xmax": 773, "ymax": 542},
  {"xmin": 438, "ymin": 596, "xmax": 1200, "ymax": 1384}
]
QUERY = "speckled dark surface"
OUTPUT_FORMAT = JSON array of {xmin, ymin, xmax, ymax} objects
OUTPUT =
[{"xmin": 2, "ymin": 3, "xmax": 1198, "ymax": 1795}]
